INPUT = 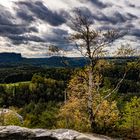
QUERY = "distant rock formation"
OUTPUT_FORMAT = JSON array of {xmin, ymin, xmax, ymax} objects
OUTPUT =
[
  {"xmin": 0, "ymin": 52, "xmax": 23, "ymax": 63},
  {"xmin": 0, "ymin": 52, "xmax": 88, "ymax": 67},
  {"xmin": 0, "ymin": 126, "xmax": 113, "ymax": 140}
]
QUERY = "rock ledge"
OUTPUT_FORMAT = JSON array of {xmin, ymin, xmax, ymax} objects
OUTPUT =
[{"xmin": 0, "ymin": 126, "xmax": 112, "ymax": 140}]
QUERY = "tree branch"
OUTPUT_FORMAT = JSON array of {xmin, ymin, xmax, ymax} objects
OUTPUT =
[{"xmin": 94, "ymin": 72, "xmax": 127, "ymax": 116}]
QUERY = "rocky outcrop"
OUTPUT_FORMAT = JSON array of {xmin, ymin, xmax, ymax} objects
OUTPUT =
[{"xmin": 0, "ymin": 126, "xmax": 113, "ymax": 140}]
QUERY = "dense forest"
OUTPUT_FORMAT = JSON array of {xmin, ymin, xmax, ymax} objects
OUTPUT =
[{"xmin": 0, "ymin": 58, "xmax": 139, "ymax": 139}]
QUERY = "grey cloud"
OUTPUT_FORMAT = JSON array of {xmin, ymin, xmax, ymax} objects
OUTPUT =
[
  {"xmin": 7, "ymin": 34, "xmax": 45, "ymax": 45},
  {"xmin": 126, "ymin": 2, "xmax": 140, "ymax": 8},
  {"xmin": 45, "ymin": 28, "xmax": 68, "ymax": 42},
  {"xmin": 29, "ymin": 27, "xmax": 38, "ymax": 33},
  {"xmin": 0, "ymin": 5, "xmax": 13, "ymax": 25},
  {"xmin": 74, "ymin": 7, "xmax": 94, "ymax": 18},
  {"xmin": 67, "ymin": 4, "xmax": 139, "ymax": 50},
  {"xmin": 128, "ymin": 4, "xmax": 136, "ymax": 8},
  {"xmin": 0, "ymin": 24, "xmax": 32, "ymax": 35},
  {"xmin": 97, "ymin": 25, "xmax": 115, "ymax": 31},
  {"xmin": 52, "ymin": 28, "xmax": 68, "ymax": 35},
  {"xmin": 0, "ymin": 2, "xmax": 71, "ymax": 46},
  {"xmin": 111, "ymin": 12, "xmax": 128, "ymax": 24},
  {"xmin": 89, "ymin": 0, "xmax": 109, "ymax": 8},
  {"xmin": 44, "ymin": 28, "xmax": 69, "ymax": 49},
  {"xmin": 127, "ymin": 13, "xmax": 138, "ymax": 19},
  {"xmin": 27, "ymin": 44, "xmax": 47, "ymax": 52},
  {"xmin": 0, "ymin": 6, "xmax": 29, "ymax": 36},
  {"xmin": 15, "ymin": 1, "xmax": 35, "ymax": 24},
  {"xmin": 129, "ymin": 28, "xmax": 140, "ymax": 37},
  {"xmin": 0, "ymin": 24, "xmax": 39, "ymax": 44},
  {"xmin": 16, "ymin": 11, "xmax": 35, "ymax": 23},
  {"xmin": 92, "ymin": 11, "xmax": 137, "ymax": 25},
  {"xmin": 16, "ymin": 1, "xmax": 66, "ymax": 26},
  {"xmin": 80, "ymin": 0, "xmax": 109, "ymax": 8},
  {"xmin": 72, "ymin": 6, "xmax": 137, "ymax": 25},
  {"xmin": 0, "ymin": 4, "xmax": 39, "ymax": 44}
]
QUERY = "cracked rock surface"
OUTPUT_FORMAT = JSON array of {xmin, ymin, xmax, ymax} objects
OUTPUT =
[{"xmin": 0, "ymin": 126, "xmax": 112, "ymax": 140}]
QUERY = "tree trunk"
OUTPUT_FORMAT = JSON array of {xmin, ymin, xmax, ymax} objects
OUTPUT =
[{"xmin": 88, "ymin": 66, "xmax": 97, "ymax": 131}]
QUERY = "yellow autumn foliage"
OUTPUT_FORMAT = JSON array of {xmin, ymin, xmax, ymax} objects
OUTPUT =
[
  {"xmin": 95, "ymin": 100, "xmax": 119, "ymax": 128},
  {"xmin": 57, "ymin": 97, "xmax": 91, "ymax": 131},
  {"xmin": 58, "ymin": 64, "xmax": 120, "ymax": 132}
]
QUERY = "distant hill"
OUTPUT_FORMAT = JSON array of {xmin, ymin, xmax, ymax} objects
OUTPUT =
[
  {"xmin": 0, "ymin": 53, "xmax": 88, "ymax": 67},
  {"xmin": 0, "ymin": 52, "xmax": 138, "ymax": 68},
  {"xmin": 23, "ymin": 56, "xmax": 88, "ymax": 67}
]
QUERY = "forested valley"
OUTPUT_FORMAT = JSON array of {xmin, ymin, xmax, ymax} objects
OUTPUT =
[{"xmin": 0, "ymin": 58, "xmax": 139, "ymax": 139}]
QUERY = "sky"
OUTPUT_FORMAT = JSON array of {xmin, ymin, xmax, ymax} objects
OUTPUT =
[{"xmin": 0, "ymin": 0, "xmax": 139, "ymax": 58}]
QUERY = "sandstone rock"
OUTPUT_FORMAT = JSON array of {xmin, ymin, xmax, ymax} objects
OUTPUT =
[
  {"xmin": 51, "ymin": 129, "xmax": 80, "ymax": 140},
  {"xmin": 0, "ymin": 126, "xmax": 35, "ymax": 139},
  {"xmin": 0, "ymin": 126, "xmax": 113, "ymax": 140}
]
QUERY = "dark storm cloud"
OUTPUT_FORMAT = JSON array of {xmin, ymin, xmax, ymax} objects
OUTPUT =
[
  {"xmin": 128, "ymin": 4, "xmax": 136, "ymax": 8},
  {"xmin": 16, "ymin": 11, "xmax": 35, "ymax": 23},
  {"xmin": 110, "ymin": 12, "xmax": 128, "ymax": 24},
  {"xmin": 44, "ymin": 28, "xmax": 69, "ymax": 49},
  {"xmin": 7, "ymin": 34, "xmax": 45, "ymax": 45},
  {"xmin": 0, "ymin": 3, "xmax": 40, "ymax": 45},
  {"xmin": 0, "ymin": 5, "xmax": 13, "ymax": 25},
  {"xmin": 89, "ymin": 0, "xmax": 109, "ymax": 8},
  {"xmin": 0, "ymin": 5, "xmax": 30, "ymax": 36},
  {"xmin": 52, "ymin": 28, "xmax": 68, "ymax": 35},
  {"xmin": 45, "ymin": 28, "xmax": 68, "ymax": 43},
  {"xmin": 72, "ymin": 6, "xmax": 137, "ymax": 25},
  {"xmin": 126, "ymin": 1, "xmax": 140, "ymax": 8},
  {"xmin": 80, "ymin": 0, "xmax": 109, "ymax": 8},
  {"xmin": 0, "ymin": 24, "xmax": 36, "ymax": 35},
  {"xmin": 92, "ymin": 11, "xmax": 138, "ymax": 25},
  {"xmin": 0, "ymin": 0, "xmax": 68, "ymax": 45},
  {"xmin": 71, "ymin": 5, "xmax": 139, "ymax": 43},
  {"xmin": 127, "ymin": 13, "xmax": 138, "ymax": 19},
  {"xmin": 74, "ymin": 7, "xmax": 93, "ymax": 18},
  {"xmin": 98, "ymin": 23, "xmax": 134, "ymax": 32},
  {"xmin": 0, "ymin": 23, "xmax": 39, "ymax": 45},
  {"xmin": 16, "ymin": 1, "xmax": 66, "ymax": 26},
  {"xmin": 129, "ymin": 28, "xmax": 140, "ymax": 37}
]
